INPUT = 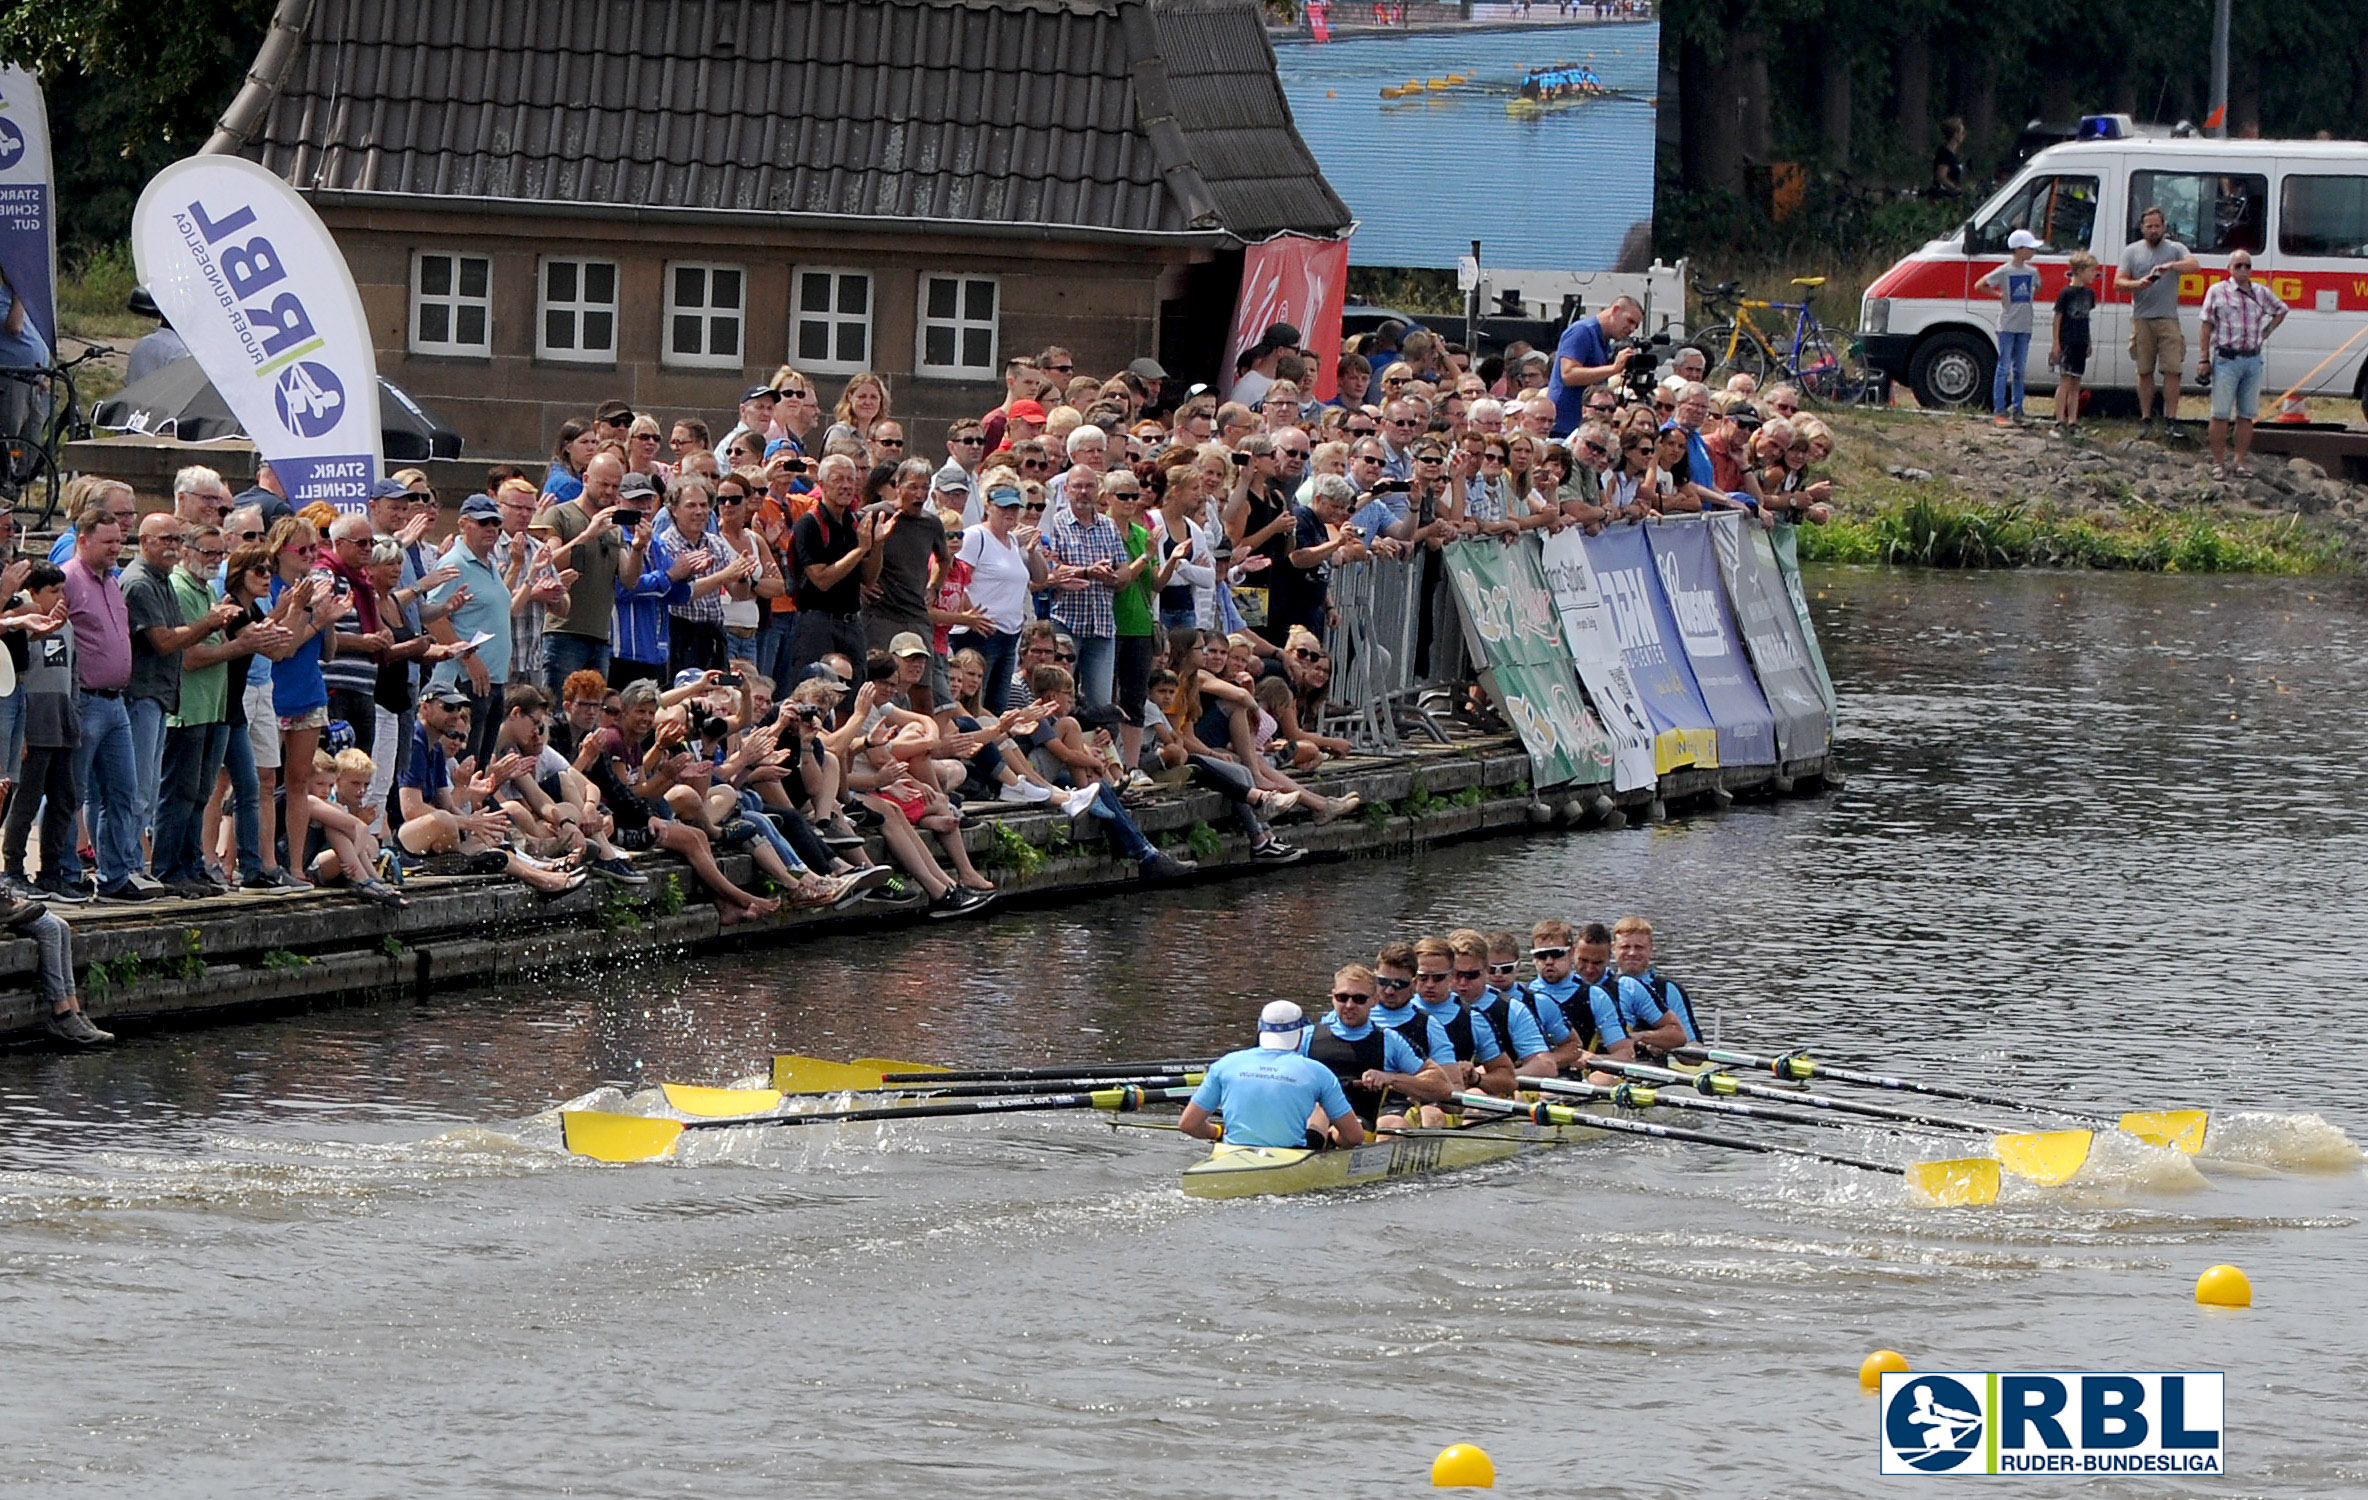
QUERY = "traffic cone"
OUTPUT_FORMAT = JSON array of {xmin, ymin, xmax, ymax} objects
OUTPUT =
[{"xmin": 2272, "ymin": 389, "xmax": 2311, "ymax": 424}]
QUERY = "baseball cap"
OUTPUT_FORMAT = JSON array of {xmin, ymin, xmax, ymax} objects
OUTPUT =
[
  {"xmin": 986, "ymin": 485, "xmax": 1024, "ymax": 508},
  {"xmin": 457, "ymin": 493, "xmax": 501, "ymax": 522},
  {"xmin": 741, "ymin": 384, "xmax": 781, "ymax": 404},
  {"xmin": 1257, "ymin": 1000, "xmax": 1307, "ymax": 1050},
  {"xmin": 2007, "ymin": 229, "xmax": 2041, "ymax": 250},
  {"xmin": 802, "ymin": 661, "xmax": 849, "ymax": 689},
  {"xmin": 1007, "ymin": 399, "xmax": 1048, "ymax": 423},
  {"xmin": 617, "ymin": 472, "xmax": 659, "ymax": 499},
  {"xmin": 888, "ymin": 631, "xmax": 930, "ymax": 659},
  {"xmin": 672, "ymin": 668, "xmax": 711, "ymax": 688},
  {"xmin": 1260, "ymin": 322, "xmax": 1303, "ymax": 351},
  {"xmin": 933, "ymin": 472, "xmax": 971, "ymax": 494},
  {"xmin": 368, "ymin": 476, "xmax": 412, "ymax": 503},
  {"xmin": 594, "ymin": 398, "xmax": 634, "ymax": 425},
  {"xmin": 1126, "ymin": 357, "xmax": 1169, "ymax": 382},
  {"xmin": 422, "ymin": 682, "xmax": 471, "ymax": 709}
]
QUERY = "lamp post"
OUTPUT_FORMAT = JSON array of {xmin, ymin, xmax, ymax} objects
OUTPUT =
[{"xmin": 2207, "ymin": 0, "xmax": 2230, "ymax": 137}]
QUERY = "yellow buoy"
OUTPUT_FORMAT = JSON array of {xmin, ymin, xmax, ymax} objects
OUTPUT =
[
  {"xmin": 2195, "ymin": 1264, "xmax": 2252, "ymax": 1307},
  {"xmin": 1860, "ymin": 1349, "xmax": 1911, "ymax": 1389},
  {"xmin": 1431, "ymin": 1444, "xmax": 1495, "ymax": 1489},
  {"xmin": 1325, "ymin": 89, "xmax": 1337, "ymax": 98}
]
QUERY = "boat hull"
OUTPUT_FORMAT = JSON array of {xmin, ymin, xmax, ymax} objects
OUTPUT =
[{"xmin": 1181, "ymin": 1116, "xmax": 1605, "ymax": 1200}]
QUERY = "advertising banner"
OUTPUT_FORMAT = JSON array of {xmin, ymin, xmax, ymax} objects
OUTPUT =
[
  {"xmin": 1221, "ymin": 234, "xmax": 1348, "ymax": 402},
  {"xmin": 1769, "ymin": 522, "xmax": 1839, "ymax": 728},
  {"xmin": 0, "ymin": 66, "xmax": 57, "ymax": 354},
  {"xmin": 1644, "ymin": 518, "xmax": 1776, "ymax": 767},
  {"xmin": 131, "ymin": 154, "xmax": 382, "ymax": 509},
  {"xmin": 1441, "ymin": 538, "xmax": 1611, "ymax": 788},
  {"xmin": 1708, "ymin": 513, "xmax": 1830, "ymax": 763},
  {"xmin": 1581, "ymin": 524, "xmax": 1717, "ymax": 772},
  {"xmin": 1538, "ymin": 528, "xmax": 1657, "ymax": 792}
]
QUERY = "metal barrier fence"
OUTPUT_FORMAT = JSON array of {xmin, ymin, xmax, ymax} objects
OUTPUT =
[{"xmin": 1320, "ymin": 554, "xmax": 1457, "ymax": 753}]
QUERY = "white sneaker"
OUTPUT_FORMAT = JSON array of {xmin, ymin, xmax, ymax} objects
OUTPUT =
[
  {"xmin": 1124, "ymin": 769, "xmax": 1157, "ymax": 792},
  {"xmin": 1062, "ymin": 785, "xmax": 1102, "ymax": 817},
  {"xmin": 999, "ymin": 780, "xmax": 1054, "ymax": 804}
]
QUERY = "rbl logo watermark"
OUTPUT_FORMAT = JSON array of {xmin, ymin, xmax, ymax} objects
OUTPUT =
[
  {"xmin": 0, "ymin": 118, "xmax": 24, "ymax": 167},
  {"xmin": 1878, "ymin": 1372, "xmax": 2223, "ymax": 1476}
]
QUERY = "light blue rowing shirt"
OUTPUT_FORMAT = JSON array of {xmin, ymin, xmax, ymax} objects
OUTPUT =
[{"xmin": 1190, "ymin": 1046, "xmax": 1355, "ymax": 1150}]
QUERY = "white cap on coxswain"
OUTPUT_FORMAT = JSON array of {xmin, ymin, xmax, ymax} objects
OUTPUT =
[{"xmin": 1257, "ymin": 1000, "xmax": 1307, "ymax": 1050}]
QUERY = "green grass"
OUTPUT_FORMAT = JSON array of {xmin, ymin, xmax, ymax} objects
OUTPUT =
[
  {"xmin": 55, "ymin": 242, "xmax": 147, "ymax": 341},
  {"xmin": 1797, "ymin": 491, "xmax": 2344, "ymax": 574}
]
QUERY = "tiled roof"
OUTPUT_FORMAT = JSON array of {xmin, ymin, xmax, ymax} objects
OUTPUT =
[{"xmin": 248, "ymin": 0, "xmax": 1351, "ymax": 242}]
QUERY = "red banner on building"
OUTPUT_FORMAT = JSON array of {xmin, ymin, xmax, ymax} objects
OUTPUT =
[{"xmin": 1221, "ymin": 234, "xmax": 1350, "ymax": 402}]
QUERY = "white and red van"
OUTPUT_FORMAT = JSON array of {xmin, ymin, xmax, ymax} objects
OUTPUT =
[{"xmin": 1859, "ymin": 131, "xmax": 2368, "ymax": 417}]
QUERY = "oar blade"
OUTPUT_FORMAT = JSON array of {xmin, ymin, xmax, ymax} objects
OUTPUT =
[
  {"xmin": 1906, "ymin": 1157, "xmax": 2002, "ymax": 1207},
  {"xmin": 769, "ymin": 1055, "xmax": 888, "ymax": 1093},
  {"xmin": 660, "ymin": 1083, "xmax": 784, "ymax": 1118},
  {"xmin": 850, "ymin": 1057, "xmax": 947, "ymax": 1075},
  {"xmin": 2119, "ymin": 1110, "xmax": 2208, "ymax": 1154},
  {"xmin": 1993, "ymin": 1129, "xmax": 2094, "ymax": 1187},
  {"xmin": 561, "ymin": 1111, "xmax": 687, "ymax": 1163}
]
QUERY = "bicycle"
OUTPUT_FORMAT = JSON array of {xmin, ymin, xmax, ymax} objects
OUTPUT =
[
  {"xmin": 1, "ymin": 341, "xmax": 115, "ymax": 528},
  {"xmin": 1691, "ymin": 279, "xmax": 1873, "ymax": 406}
]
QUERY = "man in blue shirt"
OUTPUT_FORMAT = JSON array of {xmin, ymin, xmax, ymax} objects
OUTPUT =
[
  {"xmin": 1479, "ymin": 928, "xmax": 1569, "ymax": 1079},
  {"xmin": 1180, "ymin": 1001, "xmax": 1364, "ymax": 1151},
  {"xmin": 1410, "ymin": 935, "xmax": 1514, "ymax": 1123},
  {"xmin": 1299, "ymin": 964, "xmax": 1452, "ymax": 1131},
  {"xmin": 1547, "ymin": 296, "xmax": 1644, "ymax": 436},
  {"xmin": 1370, "ymin": 940, "xmax": 1452, "ymax": 1067},
  {"xmin": 1610, "ymin": 915, "xmax": 1700, "ymax": 1058},
  {"xmin": 1452, "ymin": 928, "xmax": 1551, "ymax": 1079},
  {"xmin": 427, "ymin": 493, "xmax": 513, "ymax": 767}
]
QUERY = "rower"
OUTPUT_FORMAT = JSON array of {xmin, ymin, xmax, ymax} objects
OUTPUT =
[
  {"xmin": 1519, "ymin": 918, "xmax": 1607, "ymax": 1075},
  {"xmin": 1469, "ymin": 928, "xmax": 1562, "ymax": 1081},
  {"xmin": 1411, "ymin": 934, "xmax": 1515, "ymax": 1120},
  {"xmin": 1569, "ymin": 921, "xmax": 1643, "ymax": 1069},
  {"xmin": 1609, "ymin": 915, "xmax": 1700, "ymax": 1059},
  {"xmin": 1299, "ymin": 963, "xmax": 1453, "ymax": 1133},
  {"xmin": 1180, "ymin": 1001, "xmax": 1365, "ymax": 1151}
]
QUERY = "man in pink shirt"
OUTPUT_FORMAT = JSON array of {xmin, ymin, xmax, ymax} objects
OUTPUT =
[{"xmin": 60, "ymin": 504, "xmax": 149, "ymax": 901}]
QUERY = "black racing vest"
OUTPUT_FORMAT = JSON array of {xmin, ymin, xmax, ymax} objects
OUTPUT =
[
  {"xmin": 1407, "ymin": 1001, "xmax": 1477, "ymax": 1063},
  {"xmin": 1307, "ymin": 1021, "xmax": 1391, "ymax": 1123},
  {"xmin": 1474, "ymin": 990, "xmax": 1519, "ymax": 1059},
  {"xmin": 1560, "ymin": 975, "xmax": 1613, "ymax": 1052},
  {"xmin": 1632, "ymin": 971, "xmax": 1699, "ymax": 1050}
]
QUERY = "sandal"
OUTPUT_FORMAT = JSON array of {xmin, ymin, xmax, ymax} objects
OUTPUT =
[{"xmin": 2209, "ymin": 463, "xmax": 2227, "ymax": 481}]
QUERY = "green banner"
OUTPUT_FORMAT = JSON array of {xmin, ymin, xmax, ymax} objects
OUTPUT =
[
  {"xmin": 1769, "ymin": 524, "xmax": 1839, "ymax": 729},
  {"xmin": 1443, "ymin": 540, "xmax": 1612, "ymax": 788}
]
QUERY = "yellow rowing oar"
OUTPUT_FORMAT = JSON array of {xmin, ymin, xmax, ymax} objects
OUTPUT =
[
  {"xmin": 770, "ymin": 1054, "xmax": 1219, "ymax": 1092},
  {"xmin": 562, "ymin": 1085, "xmax": 1193, "ymax": 1163},
  {"xmin": 1454, "ymin": 1093, "xmax": 2001, "ymax": 1206},
  {"xmin": 1682, "ymin": 1047, "xmax": 2212, "ymax": 1155},
  {"xmin": 1580, "ymin": 1057, "xmax": 2100, "ymax": 1187}
]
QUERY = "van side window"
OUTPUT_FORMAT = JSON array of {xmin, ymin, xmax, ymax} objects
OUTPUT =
[
  {"xmin": 2128, "ymin": 171, "xmax": 2268, "ymax": 254},
  {"xmin": 2280, "ymin": 176, "xmax": 2368, "ymax": 259},
  {"xmin": 1972, "ymin": 175, "xmax": 2099, "ymax": 255}
]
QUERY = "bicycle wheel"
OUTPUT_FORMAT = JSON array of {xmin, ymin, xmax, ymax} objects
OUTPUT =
[
  {"xmin": 1791, "ymin": 325, "xmax": 1861, "ymax": 406},
  {"xmin": 1697, "ymin": 324, "xmax": 1769, "ymax": 387},
  {"xmin": 2, "ymin": 439, "xmax": 64, "ymax": 528}
]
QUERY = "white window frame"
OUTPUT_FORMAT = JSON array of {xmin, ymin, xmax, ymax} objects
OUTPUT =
[
  {"xmin": 664, "ymin": 261, "xmax": 746, "ymax": 369},
  {"xmin": 537, "ymin": 256, "xmax": 620, "ymax": 363},
  {"xmin": 789, "ymin": 266, "xmax": 875, "ymax": 375},
  {"xmin": 409, "ymin": 250, "xmax": 492, "ymax": 356},
  {"xmin": 915, "ymin": 272, "xmax": 1001, "ymax": 377}
]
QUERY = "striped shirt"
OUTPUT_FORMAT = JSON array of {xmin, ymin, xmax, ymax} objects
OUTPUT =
[
  {"xmin": 2199, "ymin": 277, "xmax": 2287, "ymax": 353},
  {"xmin": 659, "ymin": 513, "xmax": 734, "ymax": 626},
  {"xmin": 1039, "ymin": 507, "xmax": 1125, "ymax": 639}
]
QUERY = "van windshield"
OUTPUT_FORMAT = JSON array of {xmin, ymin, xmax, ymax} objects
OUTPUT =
[{"xmin": 1971, "ymin": 174, "xmax": 2100, "ymax": 255}]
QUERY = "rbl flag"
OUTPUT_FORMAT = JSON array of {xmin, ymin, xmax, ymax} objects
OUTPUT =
[
  {"xmin": 0, "ymin": 66, "xmax": 58, "ymax": 352},
  {"xmin": 1222, "ymin": 234, "xmax": 1349, "ymax": 401}
]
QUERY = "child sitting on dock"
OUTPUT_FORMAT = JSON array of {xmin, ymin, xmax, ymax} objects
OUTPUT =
[{"xmin": 300, "ymin": 748, "xmax": 408, "ymax": 908}]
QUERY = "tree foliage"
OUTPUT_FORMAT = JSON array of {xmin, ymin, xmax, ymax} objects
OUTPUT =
[{"xmin": 0, "ymin": 0, "xmax": 273, "ymax": 251}]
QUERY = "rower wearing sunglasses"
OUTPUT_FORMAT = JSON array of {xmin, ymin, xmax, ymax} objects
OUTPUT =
[
  {"xmin": 1295, "ymin": 963, "xmax": 1454, "ymax": 1133},
  {"xmin": 1450, "ymin": 928, "xmax": 1556, "ymax": 1081},
  {"xmin": 1518, "ymin": 918, "xmax": 1628, "ymax": 1073},
  {"xmin": 1403, "ymin": 935, "xmax": 1515, "ymax": 1124}
]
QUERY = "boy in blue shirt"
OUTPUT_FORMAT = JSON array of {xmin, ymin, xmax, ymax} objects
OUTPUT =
[{"xmin": 1978, "ymin": 229, "xmax": 2043, "ymax": 423}]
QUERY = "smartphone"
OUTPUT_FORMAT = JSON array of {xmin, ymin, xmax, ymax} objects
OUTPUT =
[
  {"xmin": 1375, "ymin": 479, "xmax": 1411, "ymax": 494},
  {"xmin": 716, "ymin": 672, "xmax": 744, "ymax": 687},
  {"xmin": 614, "ymin": 508, "xmax": 644, "ymax": 528},
  {"xmin": 1231, "ymin": 451, "xmax": 1250, "ymax": 466}
]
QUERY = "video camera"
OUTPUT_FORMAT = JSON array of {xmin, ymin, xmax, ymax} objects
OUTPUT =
[{"xmin": 1620, "ymin": 331, "xmax": 1672, "ymax": 401}]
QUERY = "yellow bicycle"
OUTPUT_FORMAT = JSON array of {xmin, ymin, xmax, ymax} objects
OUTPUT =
[{"xmin": 1692, "ymin": 277, "xmax": 1870, "ymax": 403}]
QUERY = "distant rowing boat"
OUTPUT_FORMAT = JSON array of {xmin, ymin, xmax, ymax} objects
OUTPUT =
[
  {"xmin": 1180, "ymin": 1111, "xmax": 1608, "ymax": 1199},
  {"xmin": 1506, "ymin": 87, "xmax": 1647, "ymax": 115}
]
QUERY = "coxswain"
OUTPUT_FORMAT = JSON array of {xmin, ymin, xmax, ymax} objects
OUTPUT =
[
  {"xmin": 1180, "ymin": 1001, "xmax": 1365, "ymax": 1151},
  {"xmin": 1465, "ymin": 929, "xmax": 1561, "ymax": 1080},
  {"xmin": 1299, "ymin": 964, "xmax": 1453, "ymax": 1133},
  {"xmin": 1609, "ymin": 915, "xmax": 1700, "ymax": 1058}
]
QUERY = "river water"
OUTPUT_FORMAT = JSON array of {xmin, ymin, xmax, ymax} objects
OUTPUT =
[{"xmin": 5, "ymin": 567, "xmax": 2365, "ymax": 1497}]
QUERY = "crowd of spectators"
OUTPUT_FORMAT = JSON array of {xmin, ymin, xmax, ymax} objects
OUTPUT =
[{"xmin": 0, "ymin": 313, "xmax": 1844, "ymax": 1045}]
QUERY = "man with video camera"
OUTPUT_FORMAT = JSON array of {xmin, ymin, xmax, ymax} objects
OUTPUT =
[{"xmin": 1547, "ymin": 295, "xmax": 1646, "ymax": 437}]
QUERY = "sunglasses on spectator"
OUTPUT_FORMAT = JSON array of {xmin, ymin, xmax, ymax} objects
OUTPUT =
[
  {"xmin": 1530, "ymin": 946, "xmax": 1570, "ymax": 960},
  {"xmin": 441, "ymin": 730, "xmax": 467, "ymax": 744},
  {"xmin": 1331, "ymin": 990, "xmax": 1375, "ymax": 1004},
  {"xmin": 1023, "ymin": 503, "xmax": 1046, "ymax": 515},
  {"xmin": 1581, "ymin": 441, "xmax": 1609, "ymax": 458},
  {"xmin": 1415, "ymin": 453, "xmax": 1444, "ymax": 464},
  {"xmin": 1772, "ymin": 400, "xmax": 1798, "ymax": 414},
  {"xmin": 1022, "ymin": 460, "xmax": 1052, "ymax": 472},
  {"xmin": 1055, "ymin": 652, "xmax": 1076, "ymax": 664},
  {"xmin": 197, "ymin": 545, "xmax": 228, "ymax": 562},
  {"xmin": 718, "ymin": 494, "xmax": 748, "ymax": 505},
  {"xmin": 1374, "ymin": 975, "xmax": 1412, "ymax": 991},
  {"xmin": 1291, "ymin": 648, "xmax": 1324, "ymax": 662},
  {"xmin": 1046, "ymin": 363, "xmax": 1074, "ymax": 373},
  {"xmin": 1107, "ymin": 487, "xmax": 1141, "ymax": 499},
  {"xmin": 876, "ymin": 438, "xmax": 905, "ymax": 449},
  {"xmin": 1348, "ymin": 425, "xmax": 1378, "ymax": 437},
  {"xmin": 953, "ymin": 435, "xmax": 985, "ymax": 446},
  {"xmin": 1387, "ymin": 417, "xmax": 1419, "ymax": 429},
  {"xmin": 1384, "ymin": 375, "xmax": 1410, "ymax": 386}
]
